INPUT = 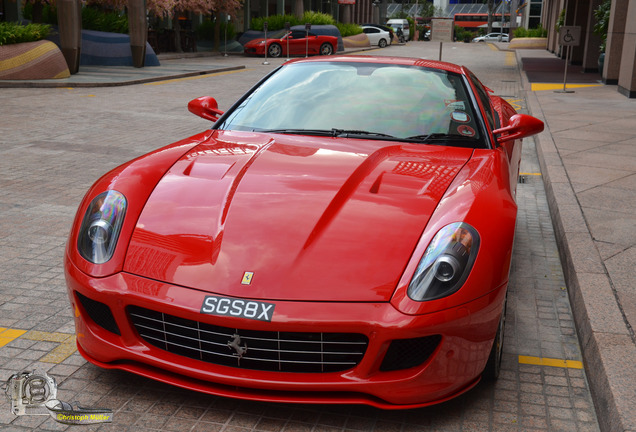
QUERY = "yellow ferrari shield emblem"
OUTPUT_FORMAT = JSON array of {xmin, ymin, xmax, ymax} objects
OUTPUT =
[{"xmin": 241, "ymin": 272, "xmax": 254, "ymax": 285}]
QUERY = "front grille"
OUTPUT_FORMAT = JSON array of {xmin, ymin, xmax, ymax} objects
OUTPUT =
[{"xmin": 127, "ymin": 306, "xmax": 368, "ymax": 373}]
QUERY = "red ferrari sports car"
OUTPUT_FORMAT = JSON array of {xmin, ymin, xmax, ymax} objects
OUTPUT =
[
  {"xmin": 243, "ymin": 29, "xmax": 338, "ymax": 57},
  {"xmin": 65, "ymin": 56, "xmax": 543, "ymax": 409}
]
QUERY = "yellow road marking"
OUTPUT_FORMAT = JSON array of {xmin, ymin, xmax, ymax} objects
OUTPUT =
[
  {"xmin": 531, "ymin": 83, "xmax": 602, "ymax": 92},
  {"xmin": 487, "ymin": 43, "xmax": 499, "ymax": 51},
  {"xmin": 0, "ymin": 328, "xmax": 28, "ymax": 347},
  {"xmin": 504, "ymin": 97, "xmax": 524, "ymax": 111},
  {"xmin": 505, "ymin": 51, "xmax": 516, "ymax": 67},
  {"xmin": 520, "ymin": 172, "xmax": 542, "ymax": 176},
  {"xmin": 0, "ymin": 329, "xmax": 78, "ymax": 363},
  {"xmin": 519, "ymin": 355, "xmax": 583, "ymax": 369},
  {"xmin": 144, "ymin": 68, "xmax": 248, "ymax": 86}
]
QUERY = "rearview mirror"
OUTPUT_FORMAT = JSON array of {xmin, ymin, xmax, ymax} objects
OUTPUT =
[
  {"xmin": 188, "ymin": 96, "xmax": 224, "ymax": 122},
  {"xmin": 493, "ymin": 114, "xmax": 544, "ymax": 144}
]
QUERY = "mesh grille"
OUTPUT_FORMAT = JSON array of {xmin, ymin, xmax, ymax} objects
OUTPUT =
[
  {"xmin": 380, "ymin": 335, "xmax": 442, "ymax": 371},
  {"xmin": 75, "ymin": 291, "xmax": 121, "ymax": 336},
  {"xmin": 127, "ymin": 306, "xmax": 368, "ymax": 373}
]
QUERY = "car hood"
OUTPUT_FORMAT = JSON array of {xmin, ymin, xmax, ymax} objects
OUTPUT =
[{"xmin": 124, "ymin": 130, "xmax": 473, "ymax": 302}]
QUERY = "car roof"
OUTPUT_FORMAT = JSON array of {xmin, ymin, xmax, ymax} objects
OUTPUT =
[{"xmin": 284, "ymin": 55, "xmax": 466, "ymax": 75}]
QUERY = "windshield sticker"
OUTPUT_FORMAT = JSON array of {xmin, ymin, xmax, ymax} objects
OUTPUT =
[
  {"xmin": 451, "ymin": 111, "xmax": 470, "ymax": 123},
  {"xmin": 457, "ymin": 125, "xmax": 476, "ymax": 137},
  {"xmin": 445, "ymin": 100, "xmax": 466, "ymax": 110}
]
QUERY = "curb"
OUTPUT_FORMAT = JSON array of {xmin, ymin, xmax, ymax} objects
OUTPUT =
[{"xmin": 518, "ymin": 51, "xmax": 636, "ymax": 432}]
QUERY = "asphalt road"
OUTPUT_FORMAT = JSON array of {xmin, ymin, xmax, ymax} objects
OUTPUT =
[{"xmin": 0, "ymin": 42, "xmax": 601, "ymax": 431}]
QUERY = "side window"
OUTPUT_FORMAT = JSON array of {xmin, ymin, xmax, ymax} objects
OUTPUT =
[{"xmin": 468, "ymin": 72, "xmax": 496, "ymax": 130}]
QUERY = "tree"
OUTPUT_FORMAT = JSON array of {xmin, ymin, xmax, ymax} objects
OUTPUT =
[
  {"xmin": 487, "ymin": 0, "xmax": 495, "ymax": 34},
  {"xmin": 87, "ymin": 0, "xmax": 242, "ymax": 52}
]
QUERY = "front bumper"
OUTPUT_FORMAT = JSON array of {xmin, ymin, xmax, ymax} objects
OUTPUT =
[{"xmin": 65, "ymin": 259, "xmax": 505, "ymax": 409}]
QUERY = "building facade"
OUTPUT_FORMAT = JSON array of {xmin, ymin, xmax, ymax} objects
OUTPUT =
[{"xmin": 542, "ymin": 0, "xmax": 636, "ymax": 97}]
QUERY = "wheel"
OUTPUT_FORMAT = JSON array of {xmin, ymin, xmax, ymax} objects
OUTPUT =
[
  {"xmin": 483, "ymin": 297, "xmax": 507, "ymax": 380},
  {"xmin": 320, "ymin": 43, "xmax": 334, "ymax": 56},
  {"xmin": 268, "ymin": 43, "xmax": 282, "ymax": 58},
  {"xmin": 378, "ymin": 38, "xmax": 387, "ymax": 48}
]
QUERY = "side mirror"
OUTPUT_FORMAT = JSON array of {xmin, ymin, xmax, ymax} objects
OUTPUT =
[
  {"xmin": 188, "ymin": 96, "xmax": 224, "ymax": 122},
  {"xmin": 493, "ymin": 114, "xmax": 544, "ymax": 144}
]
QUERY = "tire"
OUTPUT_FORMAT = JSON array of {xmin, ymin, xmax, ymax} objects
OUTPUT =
[
  {"xmin": 268, "ymin": 43, "xmax": 282, "ymax": 58},
  {"xmin": 320, "ymin": 43, "xmax": 334, "ymax": 56},
  {"xmin": 378, "ymin": 38, "xmax": 387, "ymax": 48},
  {"xmin": 483, "ymin": 297, "xmax": 507, "ymax": 381}
]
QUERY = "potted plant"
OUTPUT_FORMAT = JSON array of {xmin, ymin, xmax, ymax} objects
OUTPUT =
[{"xmin": 594, "ymin": 0, "xmax": 611, "ymax": 74}]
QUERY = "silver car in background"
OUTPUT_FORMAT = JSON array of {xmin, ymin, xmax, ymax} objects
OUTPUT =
[{"xmin": 472, "ymin": 33, "xmax": 509, "ymax": 43}]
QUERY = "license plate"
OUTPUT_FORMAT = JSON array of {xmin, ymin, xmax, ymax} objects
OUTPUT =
[{"xmin": 200, "ymin": 295, "xmax": 275, "ymax": 322}]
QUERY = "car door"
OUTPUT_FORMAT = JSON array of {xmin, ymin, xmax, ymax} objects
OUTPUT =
[
  {"xmin": 288, "ymin": 30, "xmax": 309, "ymax": 55},
  {"xmin": 363, "ymin": 27, "xmax": 380, "ymax": 45}
]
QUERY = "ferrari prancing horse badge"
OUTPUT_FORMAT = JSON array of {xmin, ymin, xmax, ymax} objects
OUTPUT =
[{"xmin": 241, "ymin": 272, "xmax": 254, "ymax": 285}]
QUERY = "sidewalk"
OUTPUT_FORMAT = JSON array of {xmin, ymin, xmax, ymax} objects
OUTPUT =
[
  {"xmin": 515, "ymin": 47, "xmax": 636, "ymax": 432},
  {"xmin": 0, "ymin": 52, "xmax": 245, "ymax": 88}
]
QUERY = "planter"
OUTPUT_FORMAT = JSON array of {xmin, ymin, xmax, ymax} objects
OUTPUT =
[
  {"xmin": 598, "ymin": 52, "xmax": 605, "ymax": 74},
  {"xmin": 508, "ymin": 37, "xmax": 548, "ymax": 50},
  {"xmin": 0, "ymin": 40, "xmax": 70, "ymax": 80}
]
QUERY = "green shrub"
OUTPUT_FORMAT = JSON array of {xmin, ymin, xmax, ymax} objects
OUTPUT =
[
  {"xmin": 513, "ymin": 25, "xmax": 547, "ymax": 38},
  {"xmin": 251, "ymin": 14, "xmax": 298, "ymax": 32},
  {"xmin": 22, "ymin": 3, "xmax": 58, "ymax": 24},
  {"xmin": 196, "ymin": 19, "xmax": 236, "ymax": 41},
  {"xmin": 301, "ymin": 11, "xmax": 336, "ymax": 26},
  {"xmin": 0, "ymin": 22, "xmax": 51, "ymax": 45},
  {"xmin": 82, "ymin": 7, "xmax": 129, "ymax": 34},
  {"xmin": 454, "ymin": 25, "xmax": 474, "ymax": 42},
  {"xmin": 336, "ymin": 23, "xmax": 362, "ymax": 37},
  {"xmin": 251, "ymin": 11, "xmax": 339, "ymax": 32}
]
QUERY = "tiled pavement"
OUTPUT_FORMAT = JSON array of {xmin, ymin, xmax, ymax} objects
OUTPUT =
[{"xmin": 0, "ymin": 42, "xmax": 611, "ymax": 431}]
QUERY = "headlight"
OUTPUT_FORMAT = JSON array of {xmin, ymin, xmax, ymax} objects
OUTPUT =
[
  {"xmin": 77, "ymin": 191, "xmax": 127, "ymax": 264},
  {"xmin": 408, "ymin": 222, "xmax": 480, "ymax": 301}
]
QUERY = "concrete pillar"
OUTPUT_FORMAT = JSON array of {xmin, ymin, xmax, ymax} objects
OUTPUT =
[
  {"xmin": 570, "ymin": 0, "xmax": 590, "ymax": 65},
  {"xmin": 57, "ymin": 0, "xmax": 81, "ymax": 74},
  {"xmin": 545, "ymin": 0, "xmax": 564, "ymax": 54},
  {"xmin": 603, "ymin": 0, "xmax": 628, "ymax": 84},
  {"xmin": 128, "ymin": 0, "xmax": 147, "ymax": 68},
  {"xmin": 582, "ymin": 0, "xmax": 603, "ymax": 73},
  {"xmin": 617, "ymin": 0, "xmax": 636, "ymax": 97}
]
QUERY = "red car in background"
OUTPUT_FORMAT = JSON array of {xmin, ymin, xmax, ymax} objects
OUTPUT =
[
  {"xmin": 65, "ymin": 56, "xmax": 543, "ymax": 409},
  {"xmin": 243, "ymin": 29, "xmax": 338, "ymax": 57}
]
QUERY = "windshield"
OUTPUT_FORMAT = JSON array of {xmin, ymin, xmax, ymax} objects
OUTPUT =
[
  {"xmin": 216, "ymin": 61, "xmax": 484, "ymax": 145},
  {"xmin": 264, "ymin": 30, "xmax": 289, "ymax": 39}
]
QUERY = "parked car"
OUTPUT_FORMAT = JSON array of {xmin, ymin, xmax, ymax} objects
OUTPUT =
[
  {"xmin": 66, "ymin": 55, "xmax": 543, "ymax": 409},
  {"xmin": 361, "ymin": 25, "xmax": 391, "ymax": 48},
  {"xmin": 362, "ymin": 23, "xmax": 394, "ymax": 41},
  {"xmin": 243, "ymin": 29, "xmax": 338, "ymax": 57},
  {"xmin": 472, "ymin": 32, "xmax": 510, "ymax": 43}
]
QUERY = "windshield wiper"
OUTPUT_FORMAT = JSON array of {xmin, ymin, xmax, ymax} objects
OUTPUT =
[
  {"xmin": 404, "ymin": 133, "xmax": 480, "ymax": 144},
  {"xmin": 330, "ymin": 129, "xmax": 397, "ymax": 140},
  {"xmin": 254, "ymin": 128, "xmax": 336, "ymax": 136},
  {"xmin": 254, "ymin": 128, "xmax": 398, "ymax": 140}
]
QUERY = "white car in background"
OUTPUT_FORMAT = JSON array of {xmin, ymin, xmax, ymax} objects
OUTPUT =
[
  {"xmin": 472, "ymin": 33, "xmax": 509, "ymax": 43},
  {"xmin": 361, "ymin": 25, "xmax": 392, "ymax": 48}
]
